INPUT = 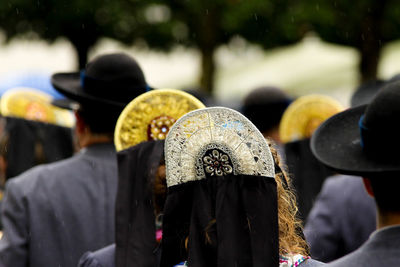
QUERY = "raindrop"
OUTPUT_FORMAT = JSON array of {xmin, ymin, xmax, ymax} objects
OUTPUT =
[
  {"xmin": 254, "ymin": 14, "xmax": 258, "ymax": 21},
  {"xmin": 16, "ymin": 8, "xmax": 19, "ymax": 15}
]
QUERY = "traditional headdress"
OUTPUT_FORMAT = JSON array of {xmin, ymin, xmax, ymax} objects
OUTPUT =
[
  {"xmin": 0, "ymin": 88, "xmax": 74, "ymax": 180},
  {"xmin": 114, "ymin": 89, "xmax": 205, "ymax": 151},
  {"xmin": 279, "ymin": 94, "xmax": 343, "ymax": 143},
  {"xmin": 113, "ymin": 89, "xmax": 205, "ymax": 267},
  {"xmin": 0, "ymin": 87, "xmax": 74, "ymax": 127},
  {"xmin": 162, "ymin": 107, "xmax": 279, "ymax": 267},
  {"xmin": 279, "ymin": 94, "xmax": 342, "ymax": 219}
]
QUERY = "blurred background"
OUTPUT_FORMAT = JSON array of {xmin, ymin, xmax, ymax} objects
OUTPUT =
[{"xmin": 1, "ymin": 0, "xmax": 400, "ymax": 106}]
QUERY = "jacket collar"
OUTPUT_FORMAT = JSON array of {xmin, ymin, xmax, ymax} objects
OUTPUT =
[{"xmin": 80, "ymin": 143, "xmax": 116, "ymax": 158}]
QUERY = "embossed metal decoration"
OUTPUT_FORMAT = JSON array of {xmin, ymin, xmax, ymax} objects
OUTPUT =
[
  {"xmin": 0, "ymin": 87, "xmax": 74, "ymax": 127},
  {"xmin": 279, "ymin": 94, "xmax": 344, "ymax": 143},
  {"xmin": 114, "ymin": 89, "xmax": 205, "ymax": 151},
  {"xmin": 165, "ymin": 107, "xmax": 275, "ymax": 187}
]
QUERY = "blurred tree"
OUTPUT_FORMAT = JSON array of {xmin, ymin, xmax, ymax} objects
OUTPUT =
[
  {"xmin": 137, "ymin": 0, "xmax": 306, "ymax": 93},
  {"xmin": 226, "ymin": 0, "xmax": 308, "ymax": 52},
  {"xmin": 0, "ymin": 0, "xmax": 154, "ymax": 70},
  {"xmin": 151, "ymin": 0, "xmax": 231, "ymax": 94},
  {"xmin": 0, "ymin": 0, "xmax": 308, "ymax": 93},
  {"xmin": 5, "ymin": 0, "xmax": 395, "ymax": 92},
  {"xmin": 297, "ymin": 0, "xmax": 400, "ymax": 82}
]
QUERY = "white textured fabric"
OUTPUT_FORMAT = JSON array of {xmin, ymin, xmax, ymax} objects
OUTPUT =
[
  {"xmin": 279, "ymin": 254, "xmax": 309, "ymax": 267},
  {"xmin": 165, "ymin": 107, "xmax": 275, "ymax": 187}
]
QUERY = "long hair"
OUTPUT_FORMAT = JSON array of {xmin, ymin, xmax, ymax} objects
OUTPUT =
[{"xmin": 269, "ymin": 142, "xmax": 309, "ymax": 256}]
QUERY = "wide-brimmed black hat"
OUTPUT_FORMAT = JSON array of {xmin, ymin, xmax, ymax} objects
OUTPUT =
[
  {"xmin": 242, "ymin": 86, "xmax": 291, "ymax": 133},
  {"xmin": 51, "ymin": 53, "xmax": 148, "ymax": 110},
  {"xmin": 350, "ymin": 79, "xmax": 385, "ymax": 107},
  {"xmin": 311, "ymin": 81, "xmax": 400, "ymax": 176}
]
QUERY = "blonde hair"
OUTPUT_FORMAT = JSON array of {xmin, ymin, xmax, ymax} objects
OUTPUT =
[{"xmin": 269, "ymin": 143, "xmax": 309, "ymax": 256}]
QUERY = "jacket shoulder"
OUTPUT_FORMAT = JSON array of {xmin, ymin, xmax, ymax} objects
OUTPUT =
[{"xmin": 300, "ymin": 259, "xmax": 326, "ymax": 266}]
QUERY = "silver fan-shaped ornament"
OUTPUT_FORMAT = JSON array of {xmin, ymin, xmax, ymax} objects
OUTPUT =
[{"xmin": 165, "ymin": 107, "xmax": 275, "ymax": 187}]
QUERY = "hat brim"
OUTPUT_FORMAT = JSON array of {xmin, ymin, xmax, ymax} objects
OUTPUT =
[
  {"xmin": 51, "ymin": 73, "xmax": 127, "ymax": 109},
  {"xmin": 311, "ymin": 105, "xmax": 400, "ymax": 176},
  {"xmin": 51, "ymin": 98, "xmax": 80, "ymax": 110}
]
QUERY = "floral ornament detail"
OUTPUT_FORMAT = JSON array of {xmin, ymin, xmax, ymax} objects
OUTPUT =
[
  {"xmin": 148, "ymin": 115, "xmax": 176, "ymax": 140},
  {"xmin": 203, "ymin": 149, "xmax": 233, "ymax": 176}
]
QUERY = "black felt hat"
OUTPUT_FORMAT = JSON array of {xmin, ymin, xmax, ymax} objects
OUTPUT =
[
  {"xmin": 311, "ymin": 81, "xmax": 400, "ymax": 176},
  {"xmin": 51, "ymin": 53, "xmax": 148, "ymax": 110},
  {"xmin": 242, "ymin": 86, "xmax": 291, "ymax": 133},
  {"xmin": 350, "ymin": 79, "xmax": 385, "ymax": 107}
]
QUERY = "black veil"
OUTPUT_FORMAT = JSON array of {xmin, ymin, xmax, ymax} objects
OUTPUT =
[
  {"xmin": 115, "ymin": 140, "xmax": 164, "ymax": 267},
  {"xmin": 284, "ymin": 138, "xmax": 334, "ymax": 220},
  {"xmin": 160, "ymin": 174, "xmax": 279, "ymax": 267},
  {"xmin": 3, "ymin": 116, "xmax": 74, "ymax": 179}
]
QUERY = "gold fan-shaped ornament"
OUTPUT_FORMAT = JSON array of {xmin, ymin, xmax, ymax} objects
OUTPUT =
[
  {"xmin": 0, "ymin": 87, "xmax": 74, "ymax": 127},
  {"xmin": 279, "ymin": 94, "xmax": 344, "ymax": 143},
  {"xmin": 114, "ymin": 89, "xmax": 205, "ymax": 151}
]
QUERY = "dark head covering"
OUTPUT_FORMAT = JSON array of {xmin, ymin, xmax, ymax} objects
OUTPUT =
[
  {"xmin": 242, "ymin": 86, "xmax": 291, "ymax": 134},
  {"xmin": 2, "ymin": 116, "xmax": 74, "ymax": 179},
  {"xmin": 161, "ymin": 175, "xmax": 278, "ymax": 267},
  {"xmin": 115, "ymin": 140, "xmax": 164, "ymax": 267},
  {"xmin": 51, "ymin": 53, "xmax": 148, "ymax": 110},
  {"xmin": 161, "ymin": 107, "xmax": 279, "ymax": 267},
  {"xmin": 312, "ymin": 81, "xmax": 400, "ymax": 175},
  {"xmin": 284, "ymin": 139, "xmax": 334, "ymax": 219},
  {"xmin": 351, "ymin": 79, "xmax": 385, "ymax": 107},
  {"xmin": 51, "ymin": 53, "xmax": 149, "ymax": 133}
]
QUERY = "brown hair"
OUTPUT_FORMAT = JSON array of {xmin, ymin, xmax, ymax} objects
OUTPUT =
[{"xmin": 269, "ymin": 143, "xmax": 309, "ymax": 256}]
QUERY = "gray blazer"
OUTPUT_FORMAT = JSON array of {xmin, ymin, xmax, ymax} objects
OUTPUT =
[
  {"xmin": 326, "ymin": 226, "xmax": 400, "ymax": 266},
  {"xmin": 0, "ymin": 143, "xmax": 118, "ymax": 267},
  {"xmin": 304, "ymin": 175, "xmax": 376, "ymax": 262}
]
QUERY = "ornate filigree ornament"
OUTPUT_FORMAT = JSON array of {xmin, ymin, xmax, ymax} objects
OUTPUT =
[
  {"xmin": 279, "ymin": 94, "xmax": 344, "ymax": 143},
  {"xmin": 165, "ymin": 107, "xmax": 275, "ymax": 187},
  {"xmin": 203, "ymin": 149, "xmax": 233, "ymax": 176},
  {"xmin": 114, "ymin": 89, "xmax": 205, "ymax": 151},
  {"xmin": 0, "ymin": 87, "xmax": 74, "ymax": 127}
]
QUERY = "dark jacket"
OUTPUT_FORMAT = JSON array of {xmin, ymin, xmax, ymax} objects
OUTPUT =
[
  {"xmin": 79, "ymin": 245, "xmax": 116, "ymax": 267},
  {"xmin": 304, "ymin": 175, "xmax": 376, "ymax": 262},
  {"xmin": 0, "ymin": 143, "xmax": 118, "ymax": 267},
  {"xmin": 326, "ymin": 226, "xmax": 400, "ymax": 266},
  {"xmin": 78, "ymin": 245, "xmax": 325, "ymax": 267}
]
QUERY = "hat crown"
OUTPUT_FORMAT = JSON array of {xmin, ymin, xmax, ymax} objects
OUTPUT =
[
  {"xmin": 358, "ymin": 82, "xmax": 400, "ymax": 160},
  {"xmin": 85, "ymin": 53, "xmax": 145, "ymax": 85},
  {"xmin": 80, "ymin": 53, "xmax": 148, "ymax": 107},
  {"xmin": 364, "ymin": 82, "xmax": 400, "ymax": 130}
]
